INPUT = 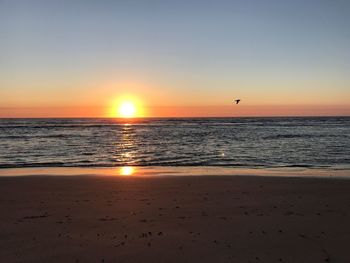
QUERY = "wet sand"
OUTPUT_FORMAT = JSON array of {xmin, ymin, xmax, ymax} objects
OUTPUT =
[{"xmin": 1, "ymin": 174, "xmax": 350, "ymax": 262}]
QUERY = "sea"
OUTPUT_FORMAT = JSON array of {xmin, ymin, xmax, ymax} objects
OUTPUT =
[{"xmin": 0, "ymin": 117, "xmax": 349, "ymax": 170}]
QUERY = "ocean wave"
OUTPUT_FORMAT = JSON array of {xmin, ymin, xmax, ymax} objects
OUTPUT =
[{"xmin": 0, "ymin": 117, "xmax": 349, "ymax": 170}]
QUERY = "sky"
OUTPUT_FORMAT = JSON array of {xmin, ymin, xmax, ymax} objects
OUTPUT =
[{"xmin": 0, "ymin": 0, "xmax": 349, "ymax": 117}]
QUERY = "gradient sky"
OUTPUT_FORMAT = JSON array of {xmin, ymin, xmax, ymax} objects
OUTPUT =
[{"xmin": 1, "ymin": 0, "xmax": 349, "ymax": 117}]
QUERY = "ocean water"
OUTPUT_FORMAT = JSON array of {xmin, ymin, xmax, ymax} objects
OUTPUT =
[{"xmin": 0, "ymin": 117, "xmax": 349, "ymax": 169}]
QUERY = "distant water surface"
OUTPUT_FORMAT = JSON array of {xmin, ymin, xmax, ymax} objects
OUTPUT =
[{"xmin": 0, "ymin": 117, "xmax": 349, "ymax": 170}]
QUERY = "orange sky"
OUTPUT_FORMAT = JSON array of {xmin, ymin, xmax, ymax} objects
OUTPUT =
[
  {"xmin": 1, "ymin": 77, "xmax": 349, "ymax": 117},
  {"xmin": 1, "ymin": 104, "xmax": 349, "ymax": 118}
]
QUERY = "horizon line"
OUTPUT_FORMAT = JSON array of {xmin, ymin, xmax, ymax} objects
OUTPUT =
[{"xmin": 1, "ymin": 115, "xmax": 350, "ymax": 119}]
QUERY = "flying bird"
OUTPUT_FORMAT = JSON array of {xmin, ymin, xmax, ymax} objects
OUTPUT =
[{"xmin": 234, "ymin": 99, "xmax": 241, "ymax": 104}]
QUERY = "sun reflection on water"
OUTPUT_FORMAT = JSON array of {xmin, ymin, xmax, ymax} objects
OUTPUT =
[
  {"xmin": 118, "ymin": 123, "xmax": 136, "ymax": 165},
  {"xmin": 119, "ymin": 166, "xmax": 135, "ymax": 176}
]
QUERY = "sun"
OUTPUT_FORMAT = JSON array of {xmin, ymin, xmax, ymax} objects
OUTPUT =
[
  {"xmin": 108, "ymin": 96, "xmax": 145, "ymax": 118},
  {"xmin": 118, "ymin": 101, "xmax": 136, "ymax": 118}
]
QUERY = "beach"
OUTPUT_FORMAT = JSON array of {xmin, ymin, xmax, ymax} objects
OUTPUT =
[
  {"xmin": 1, "ymin": 172, "xmax": 350, "ymax": 262},
  {"xmin": 2, "ymin": 0, "xmax": 350, "ymax": 261}
]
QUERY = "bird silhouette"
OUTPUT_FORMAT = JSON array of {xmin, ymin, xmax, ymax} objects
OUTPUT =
[{"xmin": 234, "ymin": 99, "xmax": 241, "ymax": 104}]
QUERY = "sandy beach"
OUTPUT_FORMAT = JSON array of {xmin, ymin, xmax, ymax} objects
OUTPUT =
[
  {"xmin": 1, "ymin": 173, "xmax": 350, "ymax": 262},
  {"xmin": 2, "ymin": 0, "xmax": 350, "ymax": 261}
]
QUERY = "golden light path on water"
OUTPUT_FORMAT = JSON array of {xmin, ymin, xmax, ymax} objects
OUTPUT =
[{"xmin": 117, "ymin": 121, "xmax": 137, "ymax": 176}]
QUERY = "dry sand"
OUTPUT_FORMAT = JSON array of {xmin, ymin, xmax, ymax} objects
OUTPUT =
[{"xmin": 0, "ymin": 174, "xmax": 350, "ymax": 262}]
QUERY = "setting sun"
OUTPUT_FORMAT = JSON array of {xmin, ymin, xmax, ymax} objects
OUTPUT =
[
  {"xmin": 119, "ymin": 101, "xmax": 136, "ymax": 118},
  {"xmin": 108, "ymin": 96, "xmax": 145, "ymax": 118}
]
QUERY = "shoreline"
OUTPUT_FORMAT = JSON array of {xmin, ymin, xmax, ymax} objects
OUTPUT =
[{"xmin": 0, "ymin": 166, "xmax": 349, "ymax": 179}]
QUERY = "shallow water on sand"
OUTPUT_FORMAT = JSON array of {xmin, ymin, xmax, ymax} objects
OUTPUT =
[{"xmin": 0, "ymin": 166, "xmax": 348, "ymax": 178}]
